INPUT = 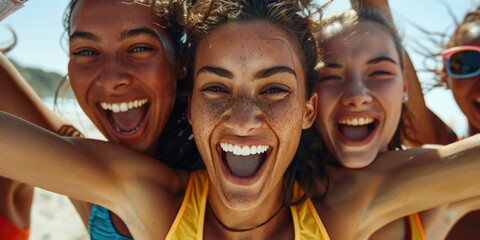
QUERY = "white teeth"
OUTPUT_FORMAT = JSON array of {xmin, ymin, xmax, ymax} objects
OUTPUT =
[
  {"xmin": 220, "ymin": 142, "xmax": 269, "ymax": 156},
  {"xmin": 100, "ymin": 98, "xmax": 148, "ymax": 113},
  {"xmin": 338, "ymin": 117, "xmax": 375, "ymax": 126}
]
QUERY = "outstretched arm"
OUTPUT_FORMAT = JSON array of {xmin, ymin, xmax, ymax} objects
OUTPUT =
[
  {"xmin": 0, "ymin": 52, "xmax": 82, "ymax": 137},
  {"xmin": 352, "ymin": 0, "xmax": 457, "ymax": 145},
  {"xmin": 0, "ymin": 111, "xmax": 184, "ymax": 238},
  {"xmin": 360, "ymin": 135, "xmax": 480, "ymax": 236}
]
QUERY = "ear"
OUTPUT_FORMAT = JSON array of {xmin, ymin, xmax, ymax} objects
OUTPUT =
[
  {"xmin": 187, "ymin": 95, "xmax": 192, "ymax": 125},
  {"xmin": 302, "ymin": 93, "xmax": 317, "ymax": 129}
]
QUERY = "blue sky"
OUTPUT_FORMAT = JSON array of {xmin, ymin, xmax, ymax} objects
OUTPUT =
[{"xmin": 1, "ymin": 0, "xmax": 478, "ymax": 136}]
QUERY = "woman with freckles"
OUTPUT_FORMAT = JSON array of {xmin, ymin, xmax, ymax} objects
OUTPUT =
[{"xmin": 0, "ymin": 1, "xmax": 480, "ymax": 239}]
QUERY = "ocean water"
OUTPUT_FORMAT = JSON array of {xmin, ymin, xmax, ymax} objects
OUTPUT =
[{"xmin": 42, "ymin": 97, "xmax": 105, "ymax": 140}]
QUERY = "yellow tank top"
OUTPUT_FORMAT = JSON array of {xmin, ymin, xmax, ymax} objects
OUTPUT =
[
  {"xmin": 406, "ymin": 213, "xmax": 425, "ymax": 240},
  {"xmin": 165, "ymin": 170, "xmax": 330, "ymax": 240}
]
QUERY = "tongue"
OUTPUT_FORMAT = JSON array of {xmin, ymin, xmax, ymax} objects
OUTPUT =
[
  {"xmin": 339, "ymin": 124, "xmax": 369, "ymax": 141},
  {"xmin": 225, "ymin": 152, "xmax": 261, "ymax": 178},
  {"xmin": 111, "ymin": 105, "xmax": 147, "ymax": 132}
]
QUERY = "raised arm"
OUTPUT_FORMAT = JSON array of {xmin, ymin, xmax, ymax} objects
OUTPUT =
[
  {"xmin": 0, "ymin": 52, "xmax": 82, "ymax": 137},
  {"xmin": 352, "ymin": 0, "xmax": 457, "ymax": 145},
  {"xmin": 0, "ymin": 111, "xmax": 184, "ymax": 239},
  {"xmin": 361, "ymin": 135, "xmax": 480, "ymax": 235}
]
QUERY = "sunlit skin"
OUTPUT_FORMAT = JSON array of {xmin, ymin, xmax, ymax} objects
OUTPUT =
[
  {"xmin": 1, "ymin": 15, "xmax": 480, "ymax": 239},
  {"xmin": 189, "ymin": 20, "xmax": 316, "ymax": 228},
  {"xmin": 444, "ymin": 24, "xmax": 480, "ymax": 136},
  {"xmin": 443, "ymin": 22, "xmax": 480, "ymax": 240},
  {"xmin": 66, "ymin": 0, "xmax": 182, "ymax": 236},
  {"xmin": 68, "ymin": 0, "xmax": 179, "ymax": 153},
  {"xmin": 314, "ymin": 21, "xmax": 407, "ymax": 168}
]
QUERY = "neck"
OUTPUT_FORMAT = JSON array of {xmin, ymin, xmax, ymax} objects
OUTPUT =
[
  {"xmin": 205, "ymin": 181, "xmax": 289, "ymax": 238},
  {"xmin": 205, "ymin": 202, "xmax": 291, "ymax": 239}
]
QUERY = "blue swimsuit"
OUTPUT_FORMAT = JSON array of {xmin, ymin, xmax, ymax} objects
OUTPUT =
[{"xmin": 89, "ymin": 204, "xmax": 133, "ymax": 240}]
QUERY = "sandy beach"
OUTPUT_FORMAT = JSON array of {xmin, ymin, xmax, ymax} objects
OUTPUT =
[{"xmin": 30, "ymin": 188, "xmax": 89, "ymax": 240}]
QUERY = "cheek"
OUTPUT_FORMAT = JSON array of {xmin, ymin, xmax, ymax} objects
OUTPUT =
[
  {"xmin": 191, "ymin": 96, "xmax": 227, "ymax": 137},
  {"xmin": 68, "ymin": 72, "xmax": 89, "ymax": 103},
  {"xmin": 261, "ymin": 98, "xmax": 303, "ymax": 133},
  {"xmin": 313, "ymin": 88, "xmax": 337, "ymax": 131},
  {"xmin": 450, "ymin": 80, "xmax": 472, "ymax": 96}
]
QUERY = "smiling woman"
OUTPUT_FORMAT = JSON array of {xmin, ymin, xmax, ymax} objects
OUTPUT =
[{"xmin": 1, "ymin": 1, "xmax": 480, "ymax": 240}]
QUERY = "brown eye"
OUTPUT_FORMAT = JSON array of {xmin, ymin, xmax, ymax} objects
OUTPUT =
[
  {"xmin": 130, "ymin": 45, "xmax": 153, "ymax": 53},
  {"xmin": 72, "ymin": 49, "xmax": 98, "ymax": 56},
  {"xmin": 261, "ymin": 86, "xmax": 289, "ymax": 94},
  {"xmin": 318, "ymin": 74, "xmax": 341, "ymax": 82},
  {"xmin": 201, "ymin": 85, "xmax": 228, "ymax": 93}
]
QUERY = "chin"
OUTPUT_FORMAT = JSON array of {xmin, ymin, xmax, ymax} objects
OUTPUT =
[
  {"xmin": 337, "ymin": 152, "xmax": 376, "ymax": 169},
  {"xmin": 219, "ymin": 187, "xmax": 264, "ymax": 211}
]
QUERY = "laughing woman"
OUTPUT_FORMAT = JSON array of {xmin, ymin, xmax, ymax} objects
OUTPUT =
[
  {"xmin": 0, "ymin": 1, "xmax": 480, "ymax": 239},
  {"xmin": 305, "ymin": 3, "xmax": 480, "ymax": 239}
]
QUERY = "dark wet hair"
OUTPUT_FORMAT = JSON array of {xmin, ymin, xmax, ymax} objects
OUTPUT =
[
  {"xmin": 181, "ymin": 0, "xmax": 328, "ymax": 201},
  {"xmin": 56, "ymin": 0, "xmax": 202, "ymax": 171},
  {"xmin": 303, "ymin": 6, "xmax": 415, "ymax": 175}
]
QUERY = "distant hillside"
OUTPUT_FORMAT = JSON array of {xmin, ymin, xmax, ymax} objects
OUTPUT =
[{"xmin": 10, "ymin": 59, "xmax": 65, "ymax": 98}]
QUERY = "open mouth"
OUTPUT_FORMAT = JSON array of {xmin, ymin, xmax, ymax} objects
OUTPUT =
[
  {"xmin": 337, "ymin": 117, "xmax": 379, "ymax": 141},
  {"xmin": 100, "ymin": 98, "xmax": 149, "ymax": 135},
  {"xmin": 220, "ymin": 142, "xmax": 269, "ymax": 178}
]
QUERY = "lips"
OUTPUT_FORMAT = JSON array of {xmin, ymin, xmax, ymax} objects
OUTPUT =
[
  {"xmin": 337, "ymin": 117, "xmax": 378, "ymax": 141},
  {"xmin": 220, "ymin": 142, "xmax": 269, "ymax": 178},
  {"xmin": 100, "ymin": 98, "xmax": 149, "ymax": 135}
]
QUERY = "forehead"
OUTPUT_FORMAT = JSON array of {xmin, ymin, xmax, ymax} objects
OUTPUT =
[
  {"xmin": 195, "ymin": 21, "xmax": 304, "ymax": 73},
  {"xmin": 70, "ymin": 0, "xmax": 157, "ymax": 32},
  {"xmin": 321, "ymin": 21, "xmax": 398, "ymax": 59}
]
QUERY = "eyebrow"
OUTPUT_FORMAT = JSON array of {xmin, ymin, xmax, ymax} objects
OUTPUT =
[
  {"xmin": 367, "ymin": 56, "xmax": 398, "ymax": 65},
  {"xmin": 254, "ymin": 66, "xmax": 296, "ymax": 79},
  {"xmin": 319, "ymin": 56, "xmax": 398, "ymax": 69},
  {"xmin": 119, "ymin": 28, "xmax": 160, "ymax": 42},
  {"xmin": 196, "ymin": 66, "xmax": 296, "ymax": 80},
  {"xmin": 70, "ymin": 31, "xmax": 99, "ymax": 42},
  {"xmin": 321, "ymin": 61, "xmax": 342, "ymax": 68},
  {"xmin": 196, "ymin": 66, "xmax": 233, "ymax": 79},
  {"xmin": 69, "ymin": 28, "xmax": 160, "ymax": 43}
]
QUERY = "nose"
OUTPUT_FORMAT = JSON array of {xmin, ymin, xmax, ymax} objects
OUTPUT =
[
  {"xmin": 341, "ymin": 74, "xmax": 372, "ymax": 108},
  {"xmin": 95, "ymin": 57, "xmax": 132, "ymax": 93},
  {"xmin": 223, "ymin": 95, "xmax": 264, "ymax": 136}
]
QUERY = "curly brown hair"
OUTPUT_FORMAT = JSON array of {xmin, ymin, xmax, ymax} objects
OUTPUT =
[{"xmin": 179, "ymin": 0, "xmax": 329, "ymax": 201}]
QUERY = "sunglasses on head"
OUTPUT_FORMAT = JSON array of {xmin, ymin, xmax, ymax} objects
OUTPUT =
[{"xmin": 441, "ymin": 45, "xmax": 480, "ymax": 79}]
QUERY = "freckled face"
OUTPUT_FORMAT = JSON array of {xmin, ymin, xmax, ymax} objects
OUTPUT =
[
  {"xmin": 445, "ymin": 24, "xmax": 480, "ymax": 135},
  {"xmin": 189, "ymin": 21, "xmax": 316, "ymax": 210},
  {"xmin": 314, "ymin": 21, "xmax": 406, "ymax": 168},
  {"xmin": 68, "ymin": 0, "xmax": 178, "ymax": 153}
]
